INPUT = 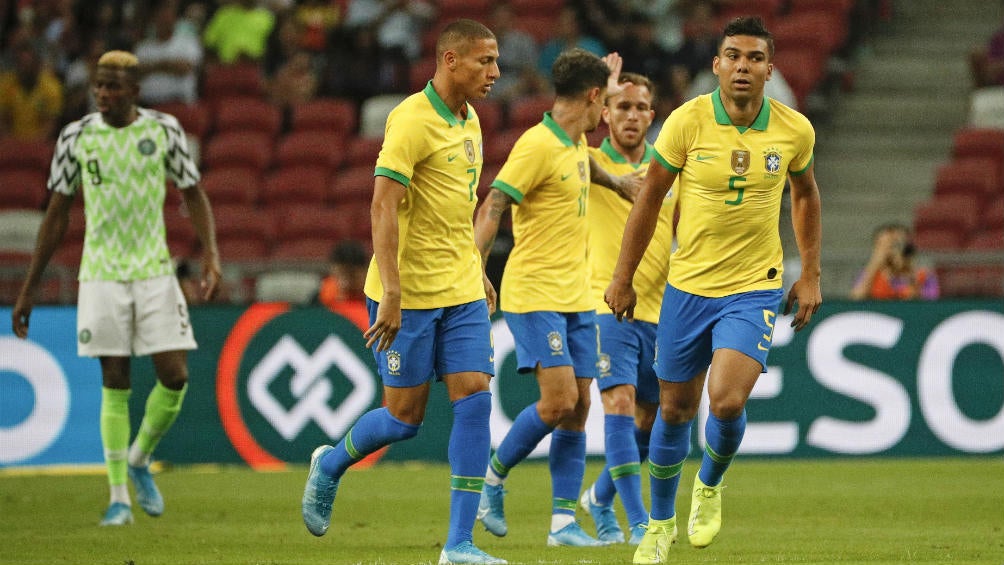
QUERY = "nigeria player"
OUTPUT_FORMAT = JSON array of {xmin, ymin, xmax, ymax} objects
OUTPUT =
[
  {"xmin": 472, "ymin": 49, "xmax": 638, "ymax": 548},
  {"xmin": 604, "ymin": 17, "xmax": 822, "ymax": 563},
  {"xmin": 300, "ymin": 19, "xmax": 507, "ymax": 565},
  {"xmin": 12, "ymin": 50, "xmax": 221, "ymax": 526},
  {"xmin": 579, "ymin": 71, "xmax": 676, "ymax": 546}
]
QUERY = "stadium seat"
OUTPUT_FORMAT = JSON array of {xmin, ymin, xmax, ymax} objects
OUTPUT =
[
  {"xmin": 951, "ymin": 127, "xmax": 1004, "ymax": 161},
  {"xmin": 913, "ymin": 194, "xmax": 982, "ymax": 235},
  {"xmin": 982, "ymin": 196, "xmax": 1004, "ymax": 230},
  {"xmin": 786, "ymin": 0, "xmax": 855, "ymax": 18},
  {"xmin": 329, "ymin": 165, "xmax": 374, "ymax": 205},
  {"xmin": 274, "ymin": 131, "xmax": 345, "ymax": 172},
  {"xmin": 163, "ymin": 205, "xmax": 198, "ymax": 256},
  {"xmin": 201, "ymin": 166, "xmax": 262, "ymax": 206},
  {"xmin": 359, "ymin": 94, "xmax": 408, "ymax": 138},
  {"xmin": 435, "ymin": 0, "xmax": 492, "ymax": 20},
  {"xmin": 967, "ymin": 228, "xmax": 1004, "ymax": 250},
  {"xmin": 509, "ymin": 94, "xmax": 553, "ymax": 130},
  {"xmin": 217, "ymin": 237, "xmax": 271, "ymax": 262},
  {"xmin": 214, "ymin": 204, "xmax": 274, "ymax": 261},
  {"xmin": 0, "ymin": 138, "xmax": 53, "ymax": 173},
  {"xmin": 485, "ymin": 128, "xmax": 524, "ymax": 165},
  {"xmin": 478, "ymin": 163, "xmax": 502, "ymax": 201},
  {"xmin": 510, "ymin": 0, "xmax": 564, "ymax": 18},
  {"xmin": 290, "ymin": 97, "xmax": 358, "ymax": 135},
  {"xmin": 775, "ymin": 10, "xmax": 847, "ymax": 54},
  {"xmin": 0, "ymin": 170, "xmax": 48, "ymax": 210},
  {"xmin": 344, "ymin": 136, "xmax": 384, "ymax": 168},
  {"xmin": 932, "ymin": 157, "xmax": 1002, "ymax": 200},
  {"xmin": 409, "ymin": 56, "xmax": 437, "ymax": 93},
  {"xmin": 912, "ymin": 227, "xmax": 967, "ymax": 251},
  {"xmin": 771, "ymin": 48, "xmax": 827, "ymax": 111},
  {"xmin": 201, "ymin": 62, "xmax": 265, "ymax": 102},
  {"xmin": 272, "ymin": 204, "xmax": 352, "ymax": 242},
  {"xmin": 472, "ymin": 99, "xmax": 504, "ymax": 136},
  {"xmin": 716, "ymin": 0, "xmax": 782, "ymax": 27},
  {"xmin": 260, "ymin": 166, "xmax": 330, "ymax": 207},
  {"xmin": 202, "ymin": 132, "xmax": 273, "ymax": 172},
  {"xmin": 338, "ymin": 200, "xmax": 373, "ymax": 242},
  {"xmin": 152, "ymin": 102, "xmax": 210, "ymax": 140},
  {"xmin": 938, "ymin": 265, "xmax": 1004, "ymax": 298},
  {"xmin": 212, "ymin": 97, "xmax": 283, "ymax": 139}
]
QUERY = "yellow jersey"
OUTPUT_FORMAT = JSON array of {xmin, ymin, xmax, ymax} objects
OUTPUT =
[
  {"xmin": 652, "ymin": 88, "xmax": 814, "ymax": 297},
  {"xmin": 493, "ymin": 112, "xmax": 592, "ymax": 313},
  {"xmin": 364, "ymin": 82, "xmax": 486, "ymax": 309},
  {"xmin": 588, "ymin": 139, "xmax": 676, "ymax": 324}
]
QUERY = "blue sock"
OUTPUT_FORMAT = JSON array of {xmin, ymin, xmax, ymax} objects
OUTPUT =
[
  {"xmin": 636, "ymin": 426, "xmax": 651, "ymax": 463},
  {"xmin": 549, "ymin": 429, "xmax": 586, "ymax": 517},
  {"xmin": 648, "ymin": 414, "xmax": 692, "ymax": 520},
  {"xmin": 320, "ymin": 407, "xmax": 419, "ymax": 477},
  {"xmin": 698, "ymin": 410, "xmax": 746, "ymax": 487},
  {"xmin": 446, "ymin": 391, "xmax": 491, "ymax": 548},
  {"xmin": 603, "ymin": 415, "xmax": 647, "ymax": 527},
  {"xmin": 490, "ymin": 403, "xmax": 553, "ymax": 478}
]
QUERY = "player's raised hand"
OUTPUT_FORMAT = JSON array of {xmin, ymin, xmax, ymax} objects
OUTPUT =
[
  {"xmin": 604, "ymin": 278, "xmax": 636, "ymax": 322},
  {"xmin": 602, "ymin": 52, "xmax": 624, "ymax": 98}
]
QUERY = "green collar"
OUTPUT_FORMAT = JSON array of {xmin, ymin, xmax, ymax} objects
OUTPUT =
[
  {"xmin": 711, "ymin": 87, "xmax": 770, "ymax": 132},
  {"xmin": 599, "ymin": 137, "xmax": 654, "ymax": 169},
  {"xmin": 423, "ymin": 81, "xmax": 470, "ymax": 127},
  {"xmin": 542, "ymin": 112, "xmax": 576, "ymax": 147}
]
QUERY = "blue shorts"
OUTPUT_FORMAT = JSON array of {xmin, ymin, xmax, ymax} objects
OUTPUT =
[
  {"xmin": 654, "ymin": 285, "xmax": 783, "ymax": 383},
  {"xmin": 367, "ymin": 298, "xmax": 494, "ymax": 387},
  {"xmin": 503, "ymin": 310, "xmax": 599, "ymax": 378},
  {"xmin": 596, "ymin": 314, "xmax": 659, "ymax": 404}
]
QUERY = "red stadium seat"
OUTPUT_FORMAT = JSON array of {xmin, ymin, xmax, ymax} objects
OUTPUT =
[
  {"xmin": 0, "ymin": 138, "xmax": 53, "ymax": 173},
  {"xmin": 260, "ymin": 166, "xmax": 330, "ymax": 207},
  {"xmin": 338, "ymin": 200, "xmax": 373, "ymax": 242},
  {"xmin": 773, "ymin": 10, "xmax": 847, "ymax": 55},
  {"xmin": 202, "ymin": 62, "xmax": 265, "ymax": 102},
  {"xmin": 932, "ymin": 157, "xmax": 1002, "ymax": 200},
  {"xmin": 214, "ymin": 204, "xmax": 274, "ymax": 261},
  {"xmin": 716, "ymin": 0, "xmax": 782, "ymax": 27},
  {"xmin": 270, "ymin": 237, "xmax": 337, "ymax": 261},
  {"xmin": 272, "ymin": 204, "xmax": 352, "ymax": 243},
  {"xmin": 509, "ymin": 95, "xmax": 552, "ymax": 130},
  {"xmin": 472, "ymin": 99, "xmax": 504, "ymax": 136},
  {"xmin": 329, "ymin": 165, "xmax": 374, "ymax": 205},
  {"xmin": 436, "ymin": 0, "xmax": 492, "ymax": 20},
  {"xmin": 409, "ymin": 56, "xmax": 437, "ymax": 93},
  {"xmin": 202, "ymin": 132, "xmax": 273, "ymax": 172},
  {"xmin": 290, "ymin": 98, "xmax": 358, "ymax": 135},
  {"xmin": 912, "ymin": 228, "xmax": 967, "ymax": 251},
  {"xmin": 510, "ymin": 0, "xmax": 564, "ymax": 17},
  {"xmin": 201, "ymin": 166, "xmax": 262, "ymax": 206},
  {"xmin": 213, "ymin": 97, "xmax": 283, "ymax": 138},
  {"xmin": 218, "ymin": 237, "xmax": 271, "ymax": 262},
  {"xmin": 982, "ymin": 196, "xmax": 1004, "ymax": 230},
  {"xmin": 344, "ymin": 136, "xmax": 384, "ymax": 168},
  {"xmin": 913, "ymin": 194, "xmax": 982, "ymax": 235},
  {"xmin": 515, "ymin": 14, "xmax": 558, "ymax": 46},
  {"xmin": 938, "ymin": 265, "xmax": 1004, "ymax": 298},
  {"xmin": 152, "ymin": 102, "xmax": 210, "ymax": 139},
  {"xmin": 485, "ymin": 128, "xmax": 525, "ymax": 166},
  {"xmin": 274, "ymin": 131, "xmax": 345, "ymax": 172},
  {"xmin": 771, "ymin": 48, "xmax": 827, "ymax": 111},
  {"xmin": 786, "ymin": 0, "xmax": 855, "ymax": 18},
  {"xmin": 163, "ymin": 205, "xmax": 198, "ymax": 256},
  {"xmin": 951, "ymin": 127, "xmax": 1004, "ymax": 161},
  {"xmin": 0, "ymin": 170, "xmax": 48, "ymax": 210}
]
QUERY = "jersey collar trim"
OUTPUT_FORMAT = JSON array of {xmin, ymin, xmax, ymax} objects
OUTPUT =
[
  {"xmin": 423, "ymin": 81, "xmax": 469, "ymax": 127},
  {"xmin": 711, "ymin": 87, "xmax": 770, "ymax": 131},
  {"xmin": 600, "ymin": 137, "xmax": 654, "ymax": 169},
  {"xmin": 542, "ymin": 112, "xmax": 576, "ymax": 147}
]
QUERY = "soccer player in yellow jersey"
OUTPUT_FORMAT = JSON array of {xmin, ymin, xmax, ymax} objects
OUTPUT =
[
  {"xmin": 605, "ymin": 17, "xmax": 822, "ymax": 562},
  {"xmin": 301, "ymin": 20, "xmax": 507, "ymax": 565},
  {"xmin": 473, "ymin": 49, "xmax": 637, "ymax": 547},
  {"xmin": 579, "ymin": 72, "xmax": 677, "ymax": 547}
]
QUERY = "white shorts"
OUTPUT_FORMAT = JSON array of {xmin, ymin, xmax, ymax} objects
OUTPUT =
[{"xmin": 77, "ymin": 275, "xmax": 197, "ymax": 357}]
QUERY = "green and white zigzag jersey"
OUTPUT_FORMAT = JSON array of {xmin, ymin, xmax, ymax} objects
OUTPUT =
[{"xmin": 48, "ymin": 108, "xmax": 200, "ymax": 281}]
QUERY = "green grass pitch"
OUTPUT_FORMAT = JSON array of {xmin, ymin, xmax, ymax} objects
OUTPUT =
[{"xmin": 3, "ymin": 458, "xmax": 1002, "ymax": 564}]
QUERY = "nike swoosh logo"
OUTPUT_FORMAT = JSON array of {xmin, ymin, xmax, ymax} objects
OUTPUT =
[
  {"xmin": 560, "ymin": 173, "xmax": 572, "ymax": 181},
  {"xmin": 695, "ymin": 154, "xmax": 716, "ymax": 161},
  {"xmin": 447, "ymin": 153, "xmax": 459, "ymax": 162}
]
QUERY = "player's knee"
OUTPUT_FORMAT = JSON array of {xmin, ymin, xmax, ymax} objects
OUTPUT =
[
  {"xmin": 539, "ymin": 397, "xmax": 577, "ymax": 425},
  {"xmin": 708, "ymin": 398, "xmax": 745, "ymax": 421},
  {"xmin": 157, "ymin": 370, "xmax": 188, "ymax": 391},
  {"xmin": 602, "ymin": 386, "xmax": 636, "ymax": 415},
  {"xmin": 660, "ymin": 400, "xmax": 699, "ymax": 424}
]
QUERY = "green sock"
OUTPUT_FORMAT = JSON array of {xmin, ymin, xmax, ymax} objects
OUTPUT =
[
  {"xmin": 128, "ymin": 382, "xmax": 187, "ymax": 467},
  {"xmin": 100, "ymin": 387, "xmax": 131, "ymax": 488}
]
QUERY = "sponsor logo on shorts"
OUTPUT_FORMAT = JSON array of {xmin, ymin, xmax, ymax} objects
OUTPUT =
[
  {"xmin": 386, "ymin": 350, "xmax": 402, "ymax": 375},
  {"xmin": 547, "ymin": 331, "xmax": 563, "ymax": 355},
  {"xmin": 598, "ymin": 353, "xmax": 611, "ymax": 377}
]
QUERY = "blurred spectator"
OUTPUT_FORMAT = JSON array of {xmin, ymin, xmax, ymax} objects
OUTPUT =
[
  {"xmin": 321, "ymin": 23, "xmax": 405, "ymax": 102},
  {"xmin": 850, "ymin": 223, "xmax": 940, "ymax": 301},
  {"xmin": 343, "ymin": 0, "xmax": 435, "ymax": 63},
  {"xmin": 202, "ymin": 0, "xmax": 276, "ymax": 64},
  {"xmin": 574, "ymin": 0, "xmax": 630, "ymax": 50},
  {"xmin": 135, "ymin": 0, "xmax": 203, "ymax": 106},
  {"xmin": 61, "ymin": 34, "xmax": 105, "ymax": 121},
  {"xmin": 313, "ymin": 239, "xmax": 370, "ymax": 329},
  {"xmin": 970, "ymin": 8, "xmax": 1004, "ymax": 87},
  {"xmin": 178, "ymin": 2, "xmax": 210, "ymax": 36},
  {"xmin": 627, "ymin": 0, "xmax": 686, "ymax": 53},
  {"xmin": 488, "ymin": 2, "xmax": 545, "ymax": 104},
  {"xmin": 269, "ymin": 49, "xmax": 318, "ymax": 108},
  {"xmin": 667, "ymin": 0, "xmax": 718, "ymax": 96},
  {"xmin": 0, "ymin": 36, "xmax": 62, "ymax": 140},
  {"xmin": 538, "ymin": 6, "xmax": 606, "ymax": 78},
  {"xmin": 295, "ymin": 0, "xmax": 341, "ymax": 54},
  {"xmin": 617, "ymin": 11, "xmax": 673, "ymax": 92}
]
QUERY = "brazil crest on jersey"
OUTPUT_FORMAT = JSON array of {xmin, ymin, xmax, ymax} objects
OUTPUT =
[
  {"xmin": 588, "ymin": 139, "xmax": 676, "ymax": 324},
  {"xmin": 492, "ymin": 112, "xmax": 591, "ymax": 313},
  {"xmin": 364, "ymin": 81, "xmax": 486, "ymax": 309},
  {"xmin": 652, "ymin": 88, "xmax": 814, "ymax": 297},
  {"xmin": 48, "ymin": 109, "xmax": 199, "ymax": 282}
]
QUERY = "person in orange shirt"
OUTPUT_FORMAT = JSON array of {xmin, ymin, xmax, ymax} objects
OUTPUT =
[
  {"xmin": 850, "ymin": 223, "xmax": 940, "ymax": 300},
  {"xmin": 314, "ymin": 239, "xmax": 369, "ymax": 329}
]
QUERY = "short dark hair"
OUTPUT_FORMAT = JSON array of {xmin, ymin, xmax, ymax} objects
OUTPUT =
[
  {"xmin": 436, "ymin": 19, "xmax": 495, "ymax": 57},
  {"xmin": 552, "ymin": 48, "xmax": 609, "ymax": 97},
  {"xmin": 720, "ymin": 16, "xmax": 774, "ymax": 59},
  {"xmin": 329, "ymin": 240, "xmax": 369, "ymax": 267}
]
